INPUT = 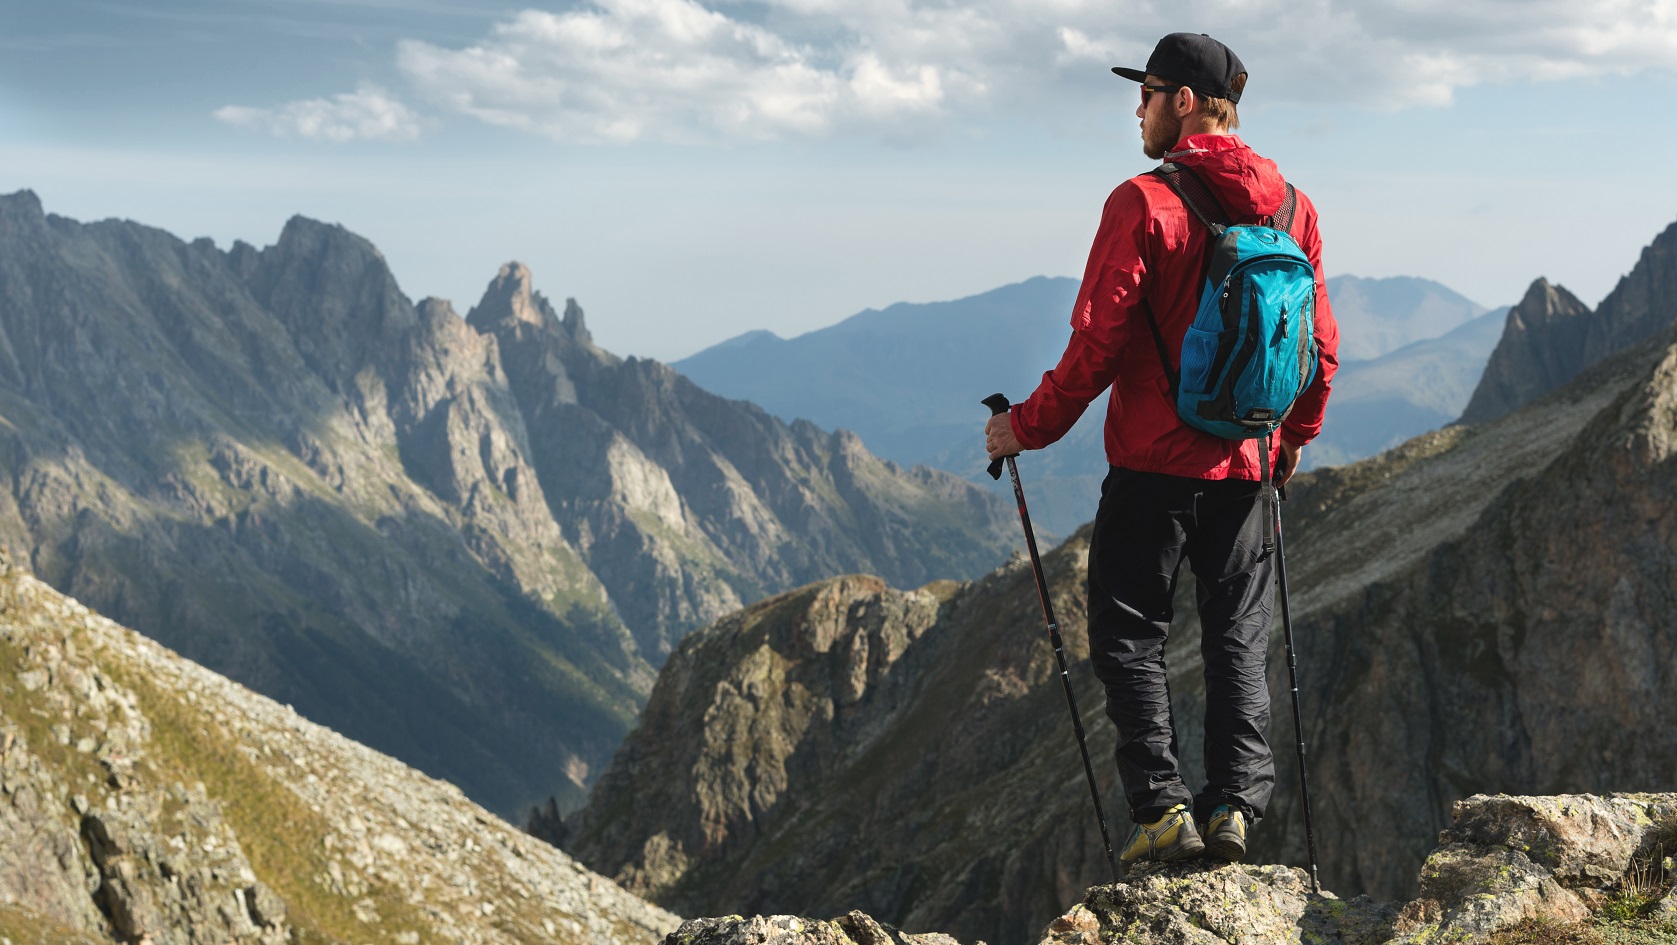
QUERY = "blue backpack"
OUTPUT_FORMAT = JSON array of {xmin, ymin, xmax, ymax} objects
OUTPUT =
[
  {"xmin": 1142, "ymin": 162, "xmax": 1319, "ymax": 552},
  {"xmin": 1142, "ymin": 162, "xmax": 1318, "ymax": 444}
]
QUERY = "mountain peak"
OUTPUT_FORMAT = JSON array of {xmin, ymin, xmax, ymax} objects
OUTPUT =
[
  {"xmin": 469, "ymin": 260, "xmax": 547, "ymax": 330},
  {"xmin": 1459, "ymin": 277, "xmax": 1592, "ymax": 424},
  {"xmin": 0, "ymin": 188, "xmax": 44, "ymax": 219},
  {"xmin": 275, "ymin": 214, "xmax": 384, "ymax": 263},
  {"xmin": 498, "ymin": 259, "xmax": 535, "ymax": 296},
  {"xmin": 563, "ymin": 297, "xmax": 592, "ymax": 345},
  {"xmin": 468, "ymin": 263, "xmax": 597, "ymax": 349}
]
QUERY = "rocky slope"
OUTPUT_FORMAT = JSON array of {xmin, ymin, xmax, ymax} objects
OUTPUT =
[
  {"xmin": 0, "ymin": 190, "xmax": 1014, "ymax": 817},
  {"xmin": 0, "ymin": 550, "xmax": 680, "ymax": 945},
  {"xmin": 566, "ymin": 317, "xmax": 1677, "ymax": 941},
  {"xmin": 1462, "ymin": 219, "xmax": 1677, "ymax": 423},
  {"xmin": 663, "ymin": 793, "xmax": 1677, "ymax": 945}
]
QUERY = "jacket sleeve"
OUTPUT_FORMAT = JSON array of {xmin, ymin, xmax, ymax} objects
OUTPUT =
[
  {"xmin": 1279, "ymin": 191, "xmax": 1339, "ymax": 447},
  {"xmin": 1011, "ymin": 182, "xmax": 1152, "ymax": 450}
]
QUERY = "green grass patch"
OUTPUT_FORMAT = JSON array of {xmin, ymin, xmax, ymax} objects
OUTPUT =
[
  {"xmin": 1486, "ymin": 916, "xmax": 1607, "ymax": 944},
  {"xmin": 101, "ymin": 663, "xmax": 427, "ymax": 945},
  {"xmin": 0, "ymin": 903, "xmax": 106, "ymax": 945}
]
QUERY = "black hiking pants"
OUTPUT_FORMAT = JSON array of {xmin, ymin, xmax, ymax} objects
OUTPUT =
[{"xmin": 1086, "ymin": 466, "xmax": 1276, "ymax": 826}]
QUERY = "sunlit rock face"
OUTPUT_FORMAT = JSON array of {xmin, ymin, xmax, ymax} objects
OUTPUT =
[{"xmin": 0, "ymin": 190, "xmax": 1015, "ymax": 819}]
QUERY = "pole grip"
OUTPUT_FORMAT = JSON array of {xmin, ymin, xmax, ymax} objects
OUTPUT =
[{"xmin": 983, "ymin": 393, "xmax": 1013, "ymax": 480}]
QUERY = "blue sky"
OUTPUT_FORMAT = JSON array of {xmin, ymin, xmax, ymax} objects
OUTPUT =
[{"xmin": 4, "ymin": 0, "xmax": 1677, "ymax": 362}]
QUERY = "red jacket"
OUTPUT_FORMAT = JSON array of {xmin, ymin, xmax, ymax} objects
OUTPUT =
[{"xmin": 1011, "ymin": 134, "xmax": 1338, "ymax": 480}]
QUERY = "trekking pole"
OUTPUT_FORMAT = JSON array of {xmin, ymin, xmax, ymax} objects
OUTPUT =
[
  {"xmin": 984, "ymin": 393, "xmax": 1120, "ymax": 884},
  {"xmin": 1272, "ymin": 486, "xmax": 1322, "ymax": 894}
]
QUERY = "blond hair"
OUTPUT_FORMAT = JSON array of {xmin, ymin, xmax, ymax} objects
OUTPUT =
[{"xmin": 1197, "ymin": 73, "xmax": 1245, "ymax": 131}]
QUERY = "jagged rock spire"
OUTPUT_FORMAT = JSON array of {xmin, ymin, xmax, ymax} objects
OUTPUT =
[{"xmin": 1459, "ymin": 276, "xmax": 1592, "ymax": 424}]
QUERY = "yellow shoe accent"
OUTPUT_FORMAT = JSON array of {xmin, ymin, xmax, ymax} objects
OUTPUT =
[
  {"xmin": 1119, "ymin": 803, "xmax": 1205, "ymax": 864},
  {"xmin": 1204, "ymin": 804, "xmax": 1248, "ymax": 862}
]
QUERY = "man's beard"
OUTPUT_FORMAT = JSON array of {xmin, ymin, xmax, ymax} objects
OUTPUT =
[{"xmin": 1142, "ymin": 108, "xmax": 1182, "ymax": 160}]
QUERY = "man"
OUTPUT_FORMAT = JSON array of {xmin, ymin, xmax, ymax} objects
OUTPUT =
[{"xmin": 984, "ymin": 32, "xmax": 1338, "ymax": 866}]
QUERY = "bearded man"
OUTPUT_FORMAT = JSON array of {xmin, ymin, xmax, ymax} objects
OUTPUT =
[{"xmin": 984, "ymin": 32, "xmax": 1339, "ymax": 865}]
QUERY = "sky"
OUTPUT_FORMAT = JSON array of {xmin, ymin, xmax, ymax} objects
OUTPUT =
[{"xmin": 3, "ymin": 0, "xmax": 1677, "ymax": 363}]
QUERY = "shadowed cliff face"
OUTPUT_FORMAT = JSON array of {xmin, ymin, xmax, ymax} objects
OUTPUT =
[
  {"xmin": 1462, "ymin": 218, "xmax": 1677, "ymax": 424},
  {"xmin": 0, "ymin": 190, "xmax": 1017, "ymax": 818},
  {"xmin": 568, "ymin": 318, "xmax": 1677, "ymax": 942},
  {"xmin": 1459, "ymin": 278, "xmax": 1593, "ymax": 424}
]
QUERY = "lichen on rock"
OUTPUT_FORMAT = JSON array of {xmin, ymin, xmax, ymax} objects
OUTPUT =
[{"xmin": 663, "ymin": 911, "xmax": 966, "ymax": 945}]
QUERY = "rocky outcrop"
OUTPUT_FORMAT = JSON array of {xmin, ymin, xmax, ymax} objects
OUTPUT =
[
  {"xmin": 0, "ymin": 550, "xmax": 679, "ymax": 944},
  {"xmin": 0, "ymin": 190, "xmax": 1014, "ymax": 817},
  {"xmin": 566, "ymin": 573, "xmax": 956, "ymax": 907},
  {"xmin": 568, "ymin": 312, "xmax": 1677, "ymax": 940},
  {"xmin": 1037, "ymin": 866, "xmax": 1395, "ymax": 945},
  {"xmin": 1462, "ymin": 218, "xmax": 1677, "ymax": 424},
  {"xmin": 1585, "ymin": 220, "xmax": 1677, "ymax": 366},
  {"xmin": 1459, "ymin": 278, "xmax": 1593, "ymax": 423},
  {"xmin": 1387, "ymin": 793, "xmax": 1677, "ymax": 942},
  {"xmin": 655, "ymin": 793, "xmax": 1677, "ymax": 945},
  {"xmin": 667, "ymin": 913, "xmax": 962, "ymax": 945},
  {"xmin": 568, "ymin": 535, "xmax": 1114, "ymax": 945}
]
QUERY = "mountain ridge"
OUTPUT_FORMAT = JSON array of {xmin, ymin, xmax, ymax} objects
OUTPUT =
[{"xmin": 0, "ymin": 189, "xmax": 1016, "ymax": 818}]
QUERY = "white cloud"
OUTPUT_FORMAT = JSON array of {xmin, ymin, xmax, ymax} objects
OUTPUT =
[
  {"xmin": 366, "ymin": 0, "xmax": 1677, "ymax": 143},
  {"xmin": 394, "ymin": 0, "xmax": 963, "ymax": 143},
  {"xmin": 214, "ymin": 84, "xmax": 423, "ymax": 142}
]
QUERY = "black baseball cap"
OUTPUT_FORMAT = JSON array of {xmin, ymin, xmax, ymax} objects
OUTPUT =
[{"xmin": 1113, "ymin": 33, "xmax": 1246, "ymax": 103}]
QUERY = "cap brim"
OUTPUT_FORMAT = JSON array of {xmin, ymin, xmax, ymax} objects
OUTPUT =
[{"xmin": 1111, "ymin": 66, "xmax": 1148, "ymax": 83}]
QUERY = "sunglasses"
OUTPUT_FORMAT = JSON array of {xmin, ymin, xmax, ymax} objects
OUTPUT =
[{"xmin": 1140, "ymin": 84, "xmax": 1184, "ymax": 105}]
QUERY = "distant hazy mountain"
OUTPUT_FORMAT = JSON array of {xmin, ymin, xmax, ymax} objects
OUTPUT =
[
  {"xmin": 1326, "ymin": 274, "xmax": 1489, "ymax": 362},
  {"xmin": 674, "ymin": 276, "xmax": 1080, "ymax": 468},
  {"xmin": 678, "ymin": 274, "xmax": 1497, "ymax": 534},
  {"xmin": 1304, "ymin": 307, "xmax": 1507, "ymax": 468}
]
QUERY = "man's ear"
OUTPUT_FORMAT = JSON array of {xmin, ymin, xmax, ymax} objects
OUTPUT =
[{"xmin": 1177, "ymin": 87, "xmax": 1197, "ymax": 117}]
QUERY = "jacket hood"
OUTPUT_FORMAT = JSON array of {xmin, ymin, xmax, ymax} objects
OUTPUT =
[{"xmin": 1167, "ymin": 134, "xmax": 1286, "ymax": 221}]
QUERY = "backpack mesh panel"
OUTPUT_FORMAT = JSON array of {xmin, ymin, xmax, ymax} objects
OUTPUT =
[{"xmin": 1269, "ymin": 184, "xmax": 1298, "ymax": 235}]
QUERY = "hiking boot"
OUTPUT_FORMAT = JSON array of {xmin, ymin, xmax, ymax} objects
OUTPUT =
[
  {"xmin": 1202, "ymin": 804, "xmax": 1248, "ymax": 862},
  {"xmin": 1119, "ymin": 803, "xmax": 1205, "ymax": 866}
]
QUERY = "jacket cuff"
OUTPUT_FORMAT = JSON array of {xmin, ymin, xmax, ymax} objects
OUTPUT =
[{"xmin": 1008, "ymin": 409, "xmax": 1044, "ymax": 451}]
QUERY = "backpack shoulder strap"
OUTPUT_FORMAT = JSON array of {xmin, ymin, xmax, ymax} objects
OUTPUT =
[
  {"xmin": 1142, "ymin": 300, "xmax": 1179, "ymax": 401},
  {"xmin": 1267, "ymin": 183, "xmax": 1298, "ymax": 235},
  {"xmin": 1151, "ymin": 162, "xmax": 1232, "ymax": 235},
  {"xmin": 1143, "ymin": 162, "xmax": 1234, "ymax": 398}
]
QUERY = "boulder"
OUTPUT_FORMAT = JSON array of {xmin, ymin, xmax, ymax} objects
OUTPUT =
[
  {"xmin": 669, "ymin": 792, "xmax": 1677, "ymax": 945},
  {"xmin": 664, "ymin": 911, "xmax": 965, "ymax": 945},
  {"xmin": 1039, "ymin": 864, "xmax": 1395, "ymax": 945},
  {"xmin": 1389, "ymin": 793, "xmax": 1677, "ymax": 942}
]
